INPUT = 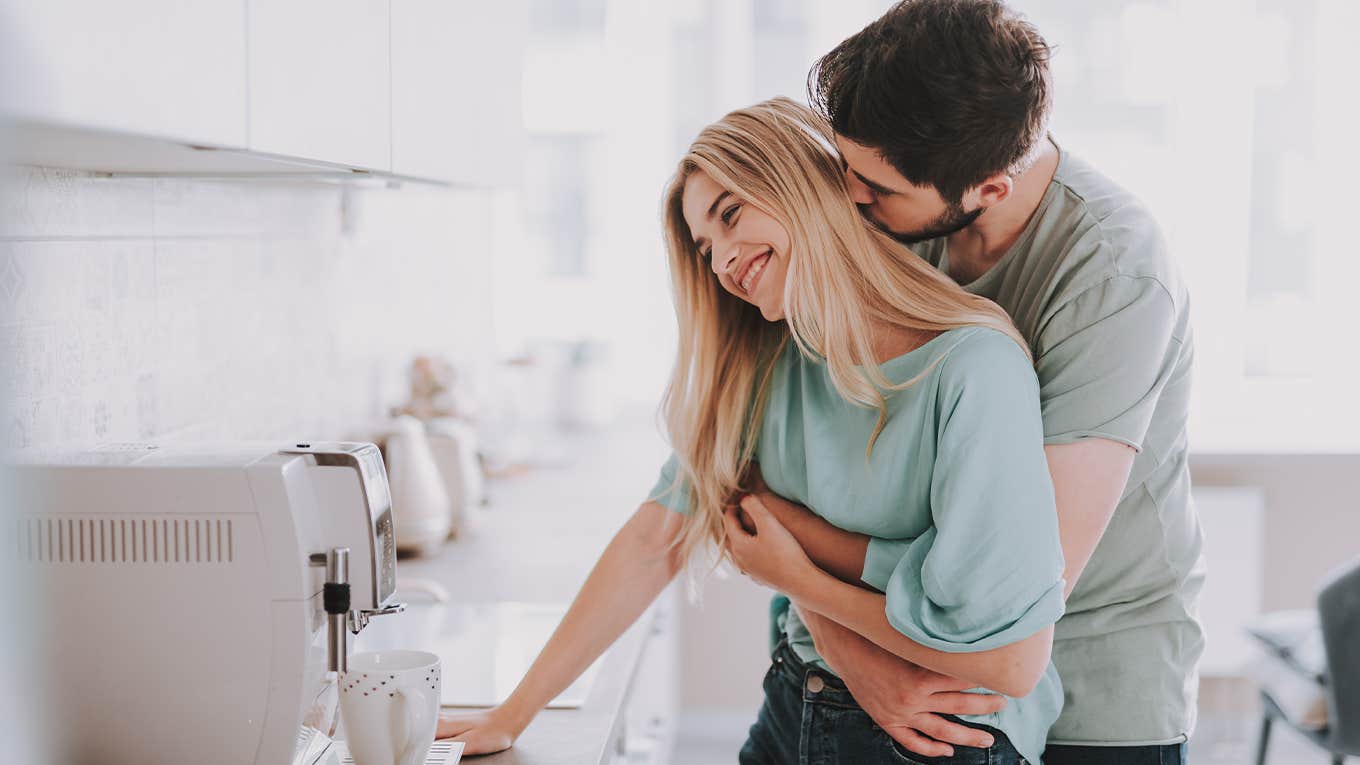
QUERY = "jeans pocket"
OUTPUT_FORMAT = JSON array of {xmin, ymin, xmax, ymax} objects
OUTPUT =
[
  {"xmin": 882, "ymin": 736, "xmax": 951, "ymax": 765},
  {"xmin": 881, "ymin": 735, "xmax": 993, "ymax": 765}
]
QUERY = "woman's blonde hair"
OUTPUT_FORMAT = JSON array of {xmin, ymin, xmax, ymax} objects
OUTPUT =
[{"xmin": 657, "ymin": 97, "xmax": 1027, "ymax": 569}]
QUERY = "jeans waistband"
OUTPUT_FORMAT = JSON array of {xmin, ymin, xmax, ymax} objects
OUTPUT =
[{"xmin": 769, "ymin": 638, "xmax": 864, "ymax": 710}]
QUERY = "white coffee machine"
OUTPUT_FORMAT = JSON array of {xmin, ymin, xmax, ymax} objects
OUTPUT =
[{"xmin": 8, "ymin": 442, "xmax": 406, "ymax": 765}]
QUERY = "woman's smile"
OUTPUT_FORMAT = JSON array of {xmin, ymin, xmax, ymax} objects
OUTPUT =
[{"xmin": 736, "ymin": 249, "xmax": 772, "ymax": 295}]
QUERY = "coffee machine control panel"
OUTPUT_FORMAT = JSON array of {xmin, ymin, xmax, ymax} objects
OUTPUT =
[{"xmin": 282, "ymin": 442, "xmax": 398, "ymax": 610}]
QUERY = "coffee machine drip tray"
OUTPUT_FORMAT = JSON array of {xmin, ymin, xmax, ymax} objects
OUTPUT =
[{"xmin": 327, "ymin": 740, "xmax": 464, "ymax": 765}]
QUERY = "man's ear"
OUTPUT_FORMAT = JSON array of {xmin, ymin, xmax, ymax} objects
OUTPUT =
[{"xmin": 969, "ymin": 172, "xmax": 1014, "ymax": 210}]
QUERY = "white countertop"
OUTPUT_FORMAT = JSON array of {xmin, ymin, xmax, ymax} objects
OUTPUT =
[{"xmin": 354, "ymin": 418, "xmax": 672, "ymax": 765}]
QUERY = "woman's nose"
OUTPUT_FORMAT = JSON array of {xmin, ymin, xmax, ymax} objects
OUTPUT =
[
  {"xmin": 845, "ymin": 171, "xmax": 875, "ymax": 205},
  {"xmin": 711, "ymin": 243, "xmax": 739, "ymax": 278}
]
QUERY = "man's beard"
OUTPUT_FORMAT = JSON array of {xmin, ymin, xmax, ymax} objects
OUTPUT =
[{"xmin": 864, "ymin": 198, "xmax": 983, "ymax": 245}]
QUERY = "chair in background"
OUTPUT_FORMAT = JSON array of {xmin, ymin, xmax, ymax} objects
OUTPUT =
[{"xmin": 1250, "ymin": 558, "xmax": 1360, "ymax": 765}]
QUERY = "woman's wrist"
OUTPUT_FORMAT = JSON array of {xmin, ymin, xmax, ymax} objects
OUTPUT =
[{"xmin": 495, "ymin": 696, "xmax": 539, "ymax": 735}]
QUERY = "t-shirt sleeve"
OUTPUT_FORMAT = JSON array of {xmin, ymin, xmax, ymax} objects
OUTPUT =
[
  {"xmin": 874, "ymin": 331, "xmax": 1066, "ymax": 652},
  {"xmin": 862, "ymin": 537, "xmax": 910, "ymax": 592},
  {"xmin": 647, "ymin": 453, "xmax": 692, "ymax": 515},
  {"xmin": 1035, "ymin": 274, "xmax": 1181, "ymax": 451}
]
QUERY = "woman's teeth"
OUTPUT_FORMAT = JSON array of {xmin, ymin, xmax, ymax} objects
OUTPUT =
[{"xmin": 741, "ymin": 252, "xmax": 770, "ymax": 293}]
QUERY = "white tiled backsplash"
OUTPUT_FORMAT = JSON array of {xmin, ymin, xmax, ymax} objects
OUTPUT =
[{"xmin": 0, "ymin": 167, "xmax": 496, "ymax": 448}]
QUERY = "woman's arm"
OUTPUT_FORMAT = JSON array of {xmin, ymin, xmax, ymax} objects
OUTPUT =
[
  {"xmin": 438, "ymin": 501, "xmax": 685, "ymax": 754},
  {"xmin": 753, "ymin": 489, "xmax": 869, "ymax": 586}
]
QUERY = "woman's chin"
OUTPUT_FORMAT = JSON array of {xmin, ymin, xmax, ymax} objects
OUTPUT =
[{"xmin": 757, "ymin": 303, "xmax": 785, "ymax": 322}]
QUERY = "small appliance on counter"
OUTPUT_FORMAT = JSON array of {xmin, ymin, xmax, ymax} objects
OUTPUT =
[
  {"xmin": 7, "ymin": 442, "xmax": 409, "ymax": 765},
  {"xmin": 380, "ymin": 416, "xmax": 453, "ymax": 555},
  {"xmin": 425, "ymin": 416, "xmax": 485, "ymax": 536},
  {"xmin": 378, "ymin": 356, "xmax": 487, "ymax": 553}
]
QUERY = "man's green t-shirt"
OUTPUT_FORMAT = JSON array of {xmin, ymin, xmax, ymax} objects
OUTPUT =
[{"xmin": 858, "ymin": 144, "xmax": 1204, "ymax": 745}]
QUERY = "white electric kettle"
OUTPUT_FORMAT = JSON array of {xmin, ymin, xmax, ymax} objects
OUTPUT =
[
  {"xmin": 425, "ymin": 417, "xmax": 485, "ymax": 538},
  {"xmin": 382, "ymin": 416, "xmax": 451, "ymax": 556}
]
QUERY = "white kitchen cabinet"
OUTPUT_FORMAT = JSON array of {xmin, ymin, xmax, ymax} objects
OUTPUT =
[
  {"xmin": 3, "ymin": 0, "xmax": 523, "ymax": 182},
  {"xmin": 390, "ymin": 0, "xmax": 526, "ymax": 185},
  {"xmin": 247, "ymin": 0, "xmax": 391, "ymax": 172},
  {"xmin": 0, "ymin": 0, "xmax": 247, "ymax": 148}
]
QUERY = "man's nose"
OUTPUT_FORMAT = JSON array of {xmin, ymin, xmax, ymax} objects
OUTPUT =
[{"xmin": 845, "ymin": 171, "xmax": 875, "ymax": 205}]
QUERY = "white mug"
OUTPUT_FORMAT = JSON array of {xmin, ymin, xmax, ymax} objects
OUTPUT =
[{"xmin": 339, "ymin": 650, "xmax": 441, "ymax": 765}]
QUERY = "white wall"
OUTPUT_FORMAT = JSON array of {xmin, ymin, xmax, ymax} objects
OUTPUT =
[
  {"xmin": 1191, "ymin": 454, "xmax": 1360, "ymax": 611},
  {"xmin": 0, "ymin": 167, "xmax": 497, "ymax": 447}
]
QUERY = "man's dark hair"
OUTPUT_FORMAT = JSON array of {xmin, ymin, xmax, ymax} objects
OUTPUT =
[{"xmin": 809, "ymin": 0, "xmax": 1053, "ymax": 203}]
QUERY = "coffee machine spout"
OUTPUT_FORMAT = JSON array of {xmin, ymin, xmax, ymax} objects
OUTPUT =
[{"xmin": 348, "ymin": 601, "xmax": 407, "ymax": 634}]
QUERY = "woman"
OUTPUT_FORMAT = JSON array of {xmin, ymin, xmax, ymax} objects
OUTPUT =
[{"xmin": 438, "ymin": 97, "xmax": 1065, "ymax": 764}]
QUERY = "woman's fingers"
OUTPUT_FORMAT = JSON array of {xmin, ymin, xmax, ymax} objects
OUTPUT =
[
  {"xmin": 721, "ymin": 506, "xmax": 743, "ymax": 537},
  {"xmin": 738, "ymin": 493, "xmax": 768, "ymax": 517},
  {"xmin": 451, "ymin": 729, "xmax": 513, "ymax": 756},
  {"xmin": 879, "ymin": 725, "xmax": 955, "ymax": 758},
  {"xmin": 723, "ymin": 504, "xmax": 757, "ymax": 538},
  {"xmin": 910, "ymin": 712, "xmax": 996, "ymax": 749},
  {"xmin": 928, "ymin": 690, "xmax": 1009, "ymax": 716},
  {"xmin": 720, "ymin": 508, "xmax": 751, "ymax": 575},
  {"xmin": 435, "ymin": 707, "xmax": 484, "ymax": 740},
  {"xmin": 435, "ymin": 716, "xmax": 477, "ymax": 739}
]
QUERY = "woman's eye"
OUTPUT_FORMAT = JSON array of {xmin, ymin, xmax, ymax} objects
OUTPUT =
[{"xmin": 721, "ymin": 203, "xmax": 740, "ymax": 225}]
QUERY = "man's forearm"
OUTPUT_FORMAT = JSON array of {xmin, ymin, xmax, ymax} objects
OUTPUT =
[
  {"xmin": 798, "ymin": 604, "xmax": 869, "ymax": 676},
  {"xmin": 790, "ymin": 565, "xmax": 1053, "ymax": 698},
  {"xmin": 756, "ymin": 491, "xmax": 870, "ymax": 586}
]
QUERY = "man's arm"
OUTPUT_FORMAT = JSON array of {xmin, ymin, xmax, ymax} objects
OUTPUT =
[
  {"xmin": 798, "ymin": 608, "xmax": 1005, "ymax": 754},
  {"xmin": 775, "ymin": 550, "xmax": 1055, "ymax": 698},
  {"xmin": 1044, "ymin": 439, "xmax": 1135, "ymax": 597}
]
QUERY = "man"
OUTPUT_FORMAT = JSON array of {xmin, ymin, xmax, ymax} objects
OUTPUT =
[{"xmin": 758, "ymin": 1, "xmax": 1204, "ymax": 763}]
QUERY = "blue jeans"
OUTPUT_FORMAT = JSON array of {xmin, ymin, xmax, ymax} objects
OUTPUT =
[
  {"xmin": 1043, "ymin": 744, "xmax": 1187, "ymax": 764},
  {"xmin": 739, "ymin": 640, "xmax": 1025, "ymax": 765}
]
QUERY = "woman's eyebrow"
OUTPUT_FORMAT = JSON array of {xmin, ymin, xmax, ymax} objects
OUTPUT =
[{"xmin": 706, "ymin": 190, "xmax": 732, "ymax": 219}]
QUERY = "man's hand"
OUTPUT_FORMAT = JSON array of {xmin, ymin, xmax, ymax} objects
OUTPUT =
[{"xmin": 799, "ymin": 606, "xmax": 1007, "ymax": 757}]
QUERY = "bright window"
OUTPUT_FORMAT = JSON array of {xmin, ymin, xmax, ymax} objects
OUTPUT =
[{"xmin": 496, "ymin": 0, "xmax": 1359, "ymax": 449}]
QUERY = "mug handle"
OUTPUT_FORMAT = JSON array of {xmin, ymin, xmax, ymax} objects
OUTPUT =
[{"xmin": 394, "ymin": 686, "xmax": 436, "ymax": 765}]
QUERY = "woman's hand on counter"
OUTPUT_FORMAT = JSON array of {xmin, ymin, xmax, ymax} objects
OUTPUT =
[{"xmin": 435, "ymin": 708, "xmax": 520, "ymax": 756}]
